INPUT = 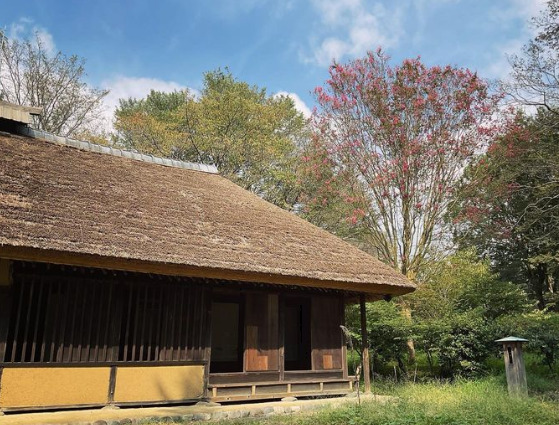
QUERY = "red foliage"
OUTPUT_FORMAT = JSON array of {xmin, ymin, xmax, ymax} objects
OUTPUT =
[{"xmin": 302, "ymin": 49, "xmax": 504, "ymax": 275}]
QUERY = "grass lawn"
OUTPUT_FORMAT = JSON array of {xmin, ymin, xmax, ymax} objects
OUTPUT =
[
  {"xmin": 152, "ymin": 355, "xmax": 559, "ymax": 425},
  {"xmin": 202, "ymin": 377, "xmax": 558, "ymax": 425}
]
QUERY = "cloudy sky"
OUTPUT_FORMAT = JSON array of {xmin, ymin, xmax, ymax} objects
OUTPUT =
[{"xmin": 2, "ymin": 0, "xmax": 546, "ymax": 123}]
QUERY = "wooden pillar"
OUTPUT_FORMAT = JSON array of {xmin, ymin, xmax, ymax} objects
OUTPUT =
[
  {"xmin": 360, "ymin": 294, "xmax": 371, "ymax": 393},
  {"xmin": 107, "ymin": 365, "xmax": 117, "ymax": 404},
  {"xmin": 278, "ymin": 294, "xmax": 285, "ymax": 382},
  {"xmin": 0, "ymin": 260, "xmax": 12, "ymax": 364}
]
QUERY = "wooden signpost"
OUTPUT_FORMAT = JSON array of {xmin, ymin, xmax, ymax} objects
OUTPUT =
[{"xmin": 496, "ymin": 336, "xmax": 528, "ymax": 397}]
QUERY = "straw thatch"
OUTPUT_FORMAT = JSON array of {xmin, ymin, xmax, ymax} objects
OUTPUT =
[{"xmin": 0, "ymin": 133, "xmax": 414, "ymax": 295}]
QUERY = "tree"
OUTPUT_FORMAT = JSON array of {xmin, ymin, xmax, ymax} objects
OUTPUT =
[
  {"xmin": 0, "ymin": 30, "xmax": 108, "ymax": 137},
  {"xmin": 498, "ymin": 311, "xmax": 559, "ymax": 371},
  {"xmin": 114, "ymin": 69, "xmax": 307, "ymax": 209},
  {"xmin": 452, "ymin": 111, "xmax": 559, "ymax": 309},
  {"xmin": 411, "ymin": 251, "xmax": 530, "ymax": 377},
  {"xmin": 411, "ymin": 250, "xmax": 531, "ymax": 322},
  {"xmin": 504, "ymin": 0, "xmax": 559, "ymax": 115},
  {"xmin": 345, "ymin": 300, "xmax": 413, "ymax": 375},
  {"xmin": 344, "ymin": 251, "xmax": 530, "ymax": 378},
  {"xmin": 114, "ymin": 90, "xmax": 186, "ymax": 156},
  {"xmin": 301, "ymin": 49, "xmax": 502, "ymax": 280}
]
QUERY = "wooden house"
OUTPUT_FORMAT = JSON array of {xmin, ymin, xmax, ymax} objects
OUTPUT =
[{"xmin": 0, "ymin": 103, "xmax": 414, "ymax": 412}]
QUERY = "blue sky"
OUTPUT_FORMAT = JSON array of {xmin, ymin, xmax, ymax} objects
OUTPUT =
[{"xmin": 2, "ymin": 0, "xmax": 546, "ymax": 123}]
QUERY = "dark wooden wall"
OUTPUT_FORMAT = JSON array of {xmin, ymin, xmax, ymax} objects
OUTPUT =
[
  {"xmin": 245, "ymin": 293, "xmax": 279, "ymax": 371},
  {"xmin": 0, "ymin": 261, "xmax": 210, "ymax": 365},
  {"xmin": 0, "ymin": 286, "xmax": 11, "ymax": 362},
  {"xmin": 211, "ymin": 288, "xmax": 345, "ymax": 378},
  {"xmin": 1, "ymin": 260, "xmax": 347, "ymax": 381},
  {"xmin": 311, "ymin": 296, "xmax": 343, "ymax": 370}
]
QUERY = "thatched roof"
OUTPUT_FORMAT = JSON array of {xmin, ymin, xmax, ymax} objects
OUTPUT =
[{"xmin": 0, "ymin": 132, "xmax": 414, "ymax": 296}]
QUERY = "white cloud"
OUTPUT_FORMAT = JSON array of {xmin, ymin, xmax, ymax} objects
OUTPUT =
[
  {"xmin": 305, "ymin": 0, "xmax": 405, "ymax": 67},
  {"xmin": 483, "ymin": 39, "xmax": 525, "ymax": 81},
  {"xmin": 313, "ymin": 38, "xmax": 350, "ymax": 67},
  {"xmin": 274, "ymin": 91, "xmax": 312, "ymax": 118},
  {"xmin": 212, "ymin": 0, "xmax": 293, "ymax": 19},
  {"xmin": 312, "ymin": 0, "xmax": 361, "ymax": 25},
  {"xmin": 510, "ymin": 0, "xmax": 547, "ymax": 35},
  {"xmin": 484, "ymin": 0, "xmax": 547, "ymax": 81},
  {"xmin": 488, "ymin": 0, "xmax": 546, "ymax": 34},
  {"xmin": 34, "ymin": 28, "xmax": 56, "ymax": 55},
  {"xmin": 100, "ymin": 76, "xmax": 191, "ymax": 131},
  {"xmin": 7, "ymin": 18, "xmax": 56, "ymax": 55}
]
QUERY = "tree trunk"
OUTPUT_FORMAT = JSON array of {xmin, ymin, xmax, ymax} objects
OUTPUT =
[
  {"xmin": 398, "ymin": 266, "xmax": 416, "ymax": 364},
  {"xmin": 403, "ymin": 306, "xmax": 416, "ymax": 364},
  {"xmin": 529, "ymin": 264, "xmax": 547, "ymax": 310},
  {"xmin": 397, "ymin": 298, "xmax": 416, "ymax": 363}
]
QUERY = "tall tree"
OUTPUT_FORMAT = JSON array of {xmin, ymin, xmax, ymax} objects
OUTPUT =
[
  {"xmin": 452, "ymin": 111, "xmax": 559, "ymax": 309},
  {"xmin": 457, "ymin": 1, "xmax": 559, "ymax": 309},
  {"xmin": 301, "ymin": 49, "xmax": 502, "ymax": 280},
  {"xmin": 0, "ymin": 30, "xmax": 108, "ymax": 136},
  {"xmin": 504, "ymin": 0, "xmax": 559, "ymax": 116},
  {"xmin": 114, "ymin": 69, "xmax": 307, "ymax": 209}
]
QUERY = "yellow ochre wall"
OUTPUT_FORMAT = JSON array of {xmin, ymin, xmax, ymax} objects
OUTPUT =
[
  {"xmin": 0, "ymin": 365, "xmax": 205, "ymax": 409},
  {"xmin": 114, "ymin": 365, "xmax": 205, "ymax": 403},
  {"xmin": 0, "ymin": 367, "xmax": 110, "ymax": 408}
]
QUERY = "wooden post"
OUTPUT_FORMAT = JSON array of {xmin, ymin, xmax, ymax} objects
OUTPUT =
[
  {"xmin": 496, "ymin": 336, "xmax": 528, "ymax": 397},
  {"xmin": 107, "ymin": 365, "xmax": 117, "ymax": 405},
  {"xmin": 360, "ymin": 294, "xmax": 371, "ymax": 393}
]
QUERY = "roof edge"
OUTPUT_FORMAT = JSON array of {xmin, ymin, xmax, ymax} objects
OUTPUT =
[
  {"xmin": 18, "ymin": 126, "xmax": 219, "ymax": 174},
  {"xmin": 0, "ymin": 245, "xmax": 415, "ymax": 297}
]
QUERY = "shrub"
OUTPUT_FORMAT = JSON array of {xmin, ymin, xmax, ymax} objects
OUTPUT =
[{"xmin": 497, "ymin": 311, "xmax": 559, "ymax": 370}]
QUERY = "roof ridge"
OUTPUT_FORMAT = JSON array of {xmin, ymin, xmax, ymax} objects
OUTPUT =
[{"xmin": 18, "ymin": 126, "xmax": 219, "ymax": 174}]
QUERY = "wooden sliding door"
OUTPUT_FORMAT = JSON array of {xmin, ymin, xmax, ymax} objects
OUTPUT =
[
  {"xmin": 311, "ymin": 295, "xmax": 343, "ymax": 370},
  {"xmin": 245, "ymin": 292, "xmax": 279, "ymax": 371}
]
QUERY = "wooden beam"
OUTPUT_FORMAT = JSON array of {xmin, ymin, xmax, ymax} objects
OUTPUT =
[
  {"xmin": 0, "ymin": 246, "xmax": 414, "ymax": 297},
  {"xmin": 360, "ymin": 294, "xmax": 371, "ymax": 393}
]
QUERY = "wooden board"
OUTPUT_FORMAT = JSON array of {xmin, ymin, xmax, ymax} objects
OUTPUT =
[
  {"xmin": 311, "ymin": 295, "xmax": 343, "ymax": 370},
  {"xmin": 245, "ymin": 293, "xmax": 279, "ymax": 371}
]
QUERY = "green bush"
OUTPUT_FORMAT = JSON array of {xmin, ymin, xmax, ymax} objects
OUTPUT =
[
  {"xmin": 345, "ymin": 251, "xmax": 555, "ymax": 380},
  {"xmin": 345, "ymin": 301, "xmax": 413, "ymax": 375},
  {"xmin": 415, "ymin": 313, "xmax": 492, "ymax": 378},
  {"xmin": 497, "ymin": 311, "xmax": 559, "ymax": 370}
]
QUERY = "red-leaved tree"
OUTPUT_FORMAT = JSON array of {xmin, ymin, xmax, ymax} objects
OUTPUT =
[{"xmin": 301, "ymin": 49, "xmax": 503, "ymax": 280}]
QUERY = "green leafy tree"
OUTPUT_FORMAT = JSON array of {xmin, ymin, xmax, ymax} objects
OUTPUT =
[
  {"xmin": 452, "ymin": 112, "xmax": 559, "ymax": 309},
  {"xmin": 114, "ymin": 69, "xmax": 307, "ymax": 208},
  {"xmin": 346, "ymin": 251, "xmax": 531, "ymax": 378},
  {"xmin": 411, "ymin": 251, "xmax": 530, "ymax": 377},
  {"xmin": 498, "ymin": 311, "xmax": 559, "ymax": 371},
  {"xmin": 412, "ymin": 250, "xmax": 532, "ymax": 321},
  {"xmin": 346, "ymin": 300, "xmax": 413, "ymax": 375}
]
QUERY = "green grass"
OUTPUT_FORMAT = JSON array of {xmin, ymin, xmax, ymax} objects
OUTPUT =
[
  {"xmin": 155, "ymin": 355, "xmax": 559, "ymax": 425},
  {"xmin": 198, "ymin": 377, "xmax": 559, "ymax": 425}
]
